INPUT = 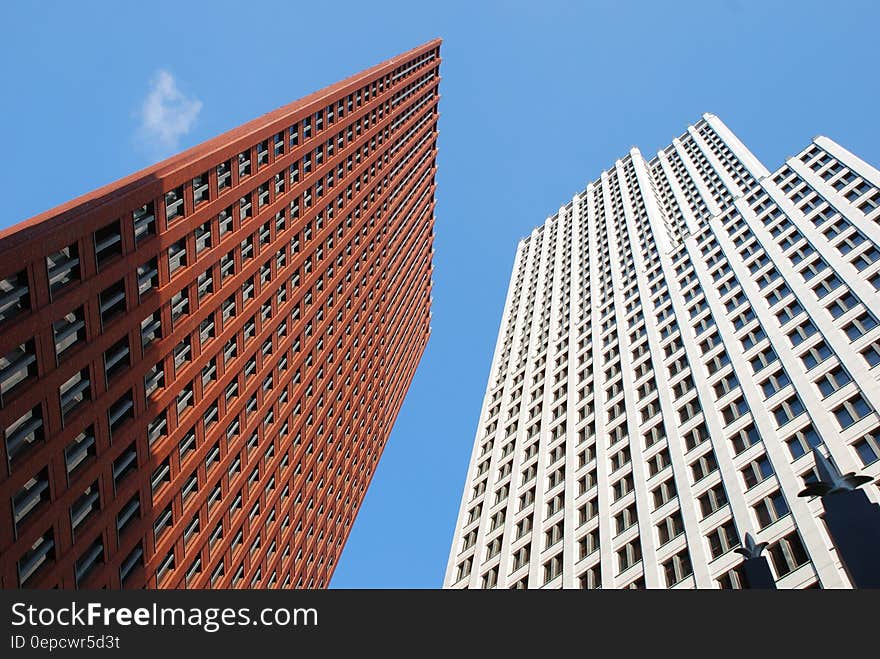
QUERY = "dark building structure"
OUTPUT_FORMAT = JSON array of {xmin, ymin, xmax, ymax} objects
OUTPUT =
[{"xmin": 0, "ymin": 39, "xmax": 440, "ymax": 588}]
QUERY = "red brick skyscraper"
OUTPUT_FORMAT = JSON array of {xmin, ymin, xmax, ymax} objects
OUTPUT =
[{"xmin": 0, "ymin": 39, "xmax": 440, "ymax": 588}]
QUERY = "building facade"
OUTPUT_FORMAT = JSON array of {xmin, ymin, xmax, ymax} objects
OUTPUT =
[
  {"xmin": 0, "ymin": 39, "xmax": 440, "ymax": 589},
  {"xmin": 445, "ymin": 114, "xmax": 880, "ymax": 589}
]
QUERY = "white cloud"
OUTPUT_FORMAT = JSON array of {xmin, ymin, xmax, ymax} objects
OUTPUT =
[{"xmin": 136, "ymin": 70, "xmax": 202, "ymax": 157}]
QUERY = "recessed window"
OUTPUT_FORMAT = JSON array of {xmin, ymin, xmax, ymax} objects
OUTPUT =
[
  {"xmin": 12, "ymin": 467, "xmax": 51, "ymax": 532},
  {"xmin": 17, "ymin": 528, "xmax": 54, "ymax": 586},
  {"xmin": 168, "ymin": 239, "xmax": 187, "ymax": 274},
  {"xmin": 107, "ymin": 390, "xmax": 134, "ymax": 439},
  {"xmin": 103, "ymin": 336, "xmax": 130, "ymax": 382},
  {"xmin": 0, "ymin": 339, "xmax": 38, "ymax": 405},
  {"xmin": 833, "ymin": 393, "xmax": 872, "ymax": 429},
  {"xmin": 93, "ymin": 221, "xmax": 122, "ymax": 269},
  {"xmin": 64, "ymin": 425, "xmax": 96, "ymax": 479},
  {"xmin": 217, "ymin": 160, "xmax": 231, "ymax": 190},
  {"xmin": 70, "ymin": 480, "xmax": 101, "ymax": 537},
  {"xmin": 133, "ymin": 202, "xmax": 156, "ymax": 243},
  {"xmin": 140, "ymin": 310, "xmax": 162, "ymax": 348},
  {"xmin": 195, "ymin": 221, "xmax": 212, "ymax": 254},
  {"xmin": 753, "ymin": 489, "xmax": 789, "ymax": 528},
  {"xmin": 99, "ymin": 280, "xmax": 127, "ymax": 327},
  {"xmin": 170, "ymin": 288, "xmax": 189, "ymax": 325},
  {"xmin": 59, "ymin": 368, "xmax": 91, "ymax": 422},
  {"xmin": 193, "ymin": 172, "xmax": 209, "ymax": 206},
  {"xmin": 0, "ymin": 270, "xmax": 31, "ymax": 325},
  {"xmin": 137, "ymin": 257, "xmax": 159, "ymax": 298},
  {"xmin": 46, "ymin": 243, "xmax": 81, "ymax": 296},
  {"xmin": 238, "ymin": 150, "xmax": 251, "ymax": 178},
  {"xmin": 165, "ymin": 186, "xmax": 184, "ymax": 222}
]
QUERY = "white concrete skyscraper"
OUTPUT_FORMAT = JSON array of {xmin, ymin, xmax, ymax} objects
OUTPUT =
[{"xmin": 444, "ymin": 114, "xmax": 880, "ymax": 589}]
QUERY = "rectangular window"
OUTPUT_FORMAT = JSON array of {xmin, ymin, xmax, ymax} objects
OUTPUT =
[
  {"xmin": 137, "ymin": 257, "xmax": 159, "ymax": 298},
  {"xmin": 140, "ymin": 310, "xmax": 162, "ymax": 348},
  {"xmin": 103, "ymin": 336, "xmax": 130, "ymax": 382},
  {"xmin": 53, "ymin": 306, "xmax": 86, "ymax": 361},
  {"xmin": 64, "ymin": 425, "xmax": 96, "ymax": 478},
  {"xmin": 193, "ymin": 172, "xmax": 209, "ymax": 206},
  {"xmin": 59, "ymin": 368, "xmax": 91, "ymax": 422},
  {"xmin": 165, "ymin": 186, "xmax": 184, "ymax": 221},
  {"xmin": 0, "ymin": 339, "xmax": 38, "ymax": 404},
  {"xmin": 46, "ymin": 243, "xmax": 81, "ymax": 296},
  {"xmin": 767, "ymin": 531, "xmax": 809, "ymax": 577},
  {"xmin": 94, "ymin": 220, "xmax": 122, "ymax": 269},
  {"xmin": 133, "ymin": 202, "xmax": 156, "ymax": 243},
  {"xmin": 99, "ymin": 280, "xmax": 127, "ymax": 326},
  {"xmin": 168, "ymin": 239, "xmax": 187, "ymax": 274},
  {"xmin": 107, "ymin": 390, "xmax": 134, "ymax": 439}
]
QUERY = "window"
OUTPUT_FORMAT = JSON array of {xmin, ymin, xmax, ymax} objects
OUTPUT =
[
  {"xmin": 617, "ymin": 540, "xmax": 641, "ymax": 572},
  {"xmin": 833, "ymin": 393, "xmax": 872, "ymax": 429},
  {"xmin": 767, "ymin": 531, "xmax": 809, "ymax": 577},
  {"xmin": 107, "ymin": 390, "xmax": 134, "ymax": 439},
  {"xmin": 788, "ymin": 320, "xmax": 817, "ymax": 347},
  {"xmin": 133, "ymin": 202, "xmax": 156, "ymax": 243},
  {"xmin": 741, "ymin": 454, "xmax": 774, "ymax": 488},
  {"xmin": 690, "ymin": 451, "xmax": 718, "ymax": 482},
  {"xmin": 801, "ymin": 341, "xmax": 832, "ymax": 370},
  {"xmin": 773, "ymin": 395, "xmax": 805, "ymax": 427},
  {"xmin": 12, "ymin": 468, "xmax": 51, "ymax": 531},
  {"xmin": 579, "ymin": 566, "xmax": 601, "ymax": 590},
  {"xmin": 103, "ymin": 336, "xmax": 130, "ymax": 382},
  {"xmin": 853, "ymin": 430, "xmax": 880, "ymax": 466},
  {"xmin": 815, "ymin": 365, "xmax": 852, "ymax": 398},
  {"xmin": 193, "ymin": 172, "xmax": 209, "ymax": 206},
  {"xmin": 171, "ymin": 288, "xmax": 189, "ymax": 325},
  {"xmin": 137, "ymin": 257, "xmax": 159, "ymax": 297},
  {"xmin": 827, "ymin": 292, "xmax": 859, "ymax": 319},
  {"xmin": 46, "ymin": 243, "xmax": 80, "ymax": 296},
  {"xmin": 543, "ymin": 552, "xmax": 564, "ymax": 584},
  {"xmin": 717, "ymin": 565, "xmax": 747, "ymax": 590},
  {"xmin": 698, "ymin": 483, "xmax": 727, "ymax": 517},
  {"xmin": 17, "ymin": 528, "xmax": 55, "ymax": 586},
  {"xmin": 70, "ymin": 480, "xmax": 101, "ymax": 537},
  {"xmin": 663, "ymin": 549, "xmax": 692, "ymax": 586},
  {"xmin": 652, "ymin": 477, "xmax": 676, "ymax": 509},
  {"xmin": 116, "ymin": 493, "xmax": 140, "ymax": 538},
  {"xmin": 141, "ymin": 310, "xmax": 162, "ymax": 348},
  {"xmin": 761, "ymin": 369, "xmax": 791, "ymax": 398},
  {"xmin": 168, "ymin": 239, "xmax": 187, "ymax": 274},
  {"xmin": 707, "ymin": 520, "xmax": 740, "ymax": 559},
  {"xmin": 99, "ymin": 280, "xmax": 126, "ymax": 326},
  {"xmin": 195, "ymin": 221, "xmax": 212, "ymax": 253},
  {"xmin": 657, "ymin": 511, "xmax": 684, "ymax": 545},
  {"xmin": 217, "ymin": 160, "xmax": 231, "ymax": 190},
  {"xmin": 112, "ymin": 443, "xmax": 137, "ymax": 490},
  {"xmin": 0, "ymin": 339, "xmax": 38, "ymax": 404},
  {"xmin": 614, "ymin": 504, "xmax": 637, "ymax": 534},
  {"xmin": 786, "ymin": 424, "xmax": 822, "ymax": 460},
  {"xmin": 93, "ymin": 220, "xmax": 122, "ymax": 269},
  {"xmin": 845, "ymin": 312, "xmax": 878, "ymax": 340},
  {"xmin": 59, "ymin": 368, "xmax": 90, "ymax": 422},
  {"xmin": 64, "ymin": 425, "xmax": 96, "ymax": 477},
  {"xmin": 165, "ymin": 186, "xmax": 184, "ymax": 221},
  {"xmin": 53, "ymin": 307, "xmax": 86, "ymax": 361},
  {"xmin": 750, "ymin": 346, "xmax": 777, "ymax": 373},
  {"xmin": 754, "ymin": 490, "xmax": 790, "ymax": 528}
]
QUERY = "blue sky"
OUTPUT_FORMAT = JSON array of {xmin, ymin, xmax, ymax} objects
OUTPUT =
[{"xmin": 2, "ymin": 1, "xmax": 879, "ymax": 588}]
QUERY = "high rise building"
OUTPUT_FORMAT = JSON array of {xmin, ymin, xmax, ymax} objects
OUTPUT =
[
  {"xmin": 0, "ymin": 39, "xmax": 440, "ymax": 589},
  {"xmin": 445, "ymin": 114, "xmax": 880, "ymax": 589}
]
